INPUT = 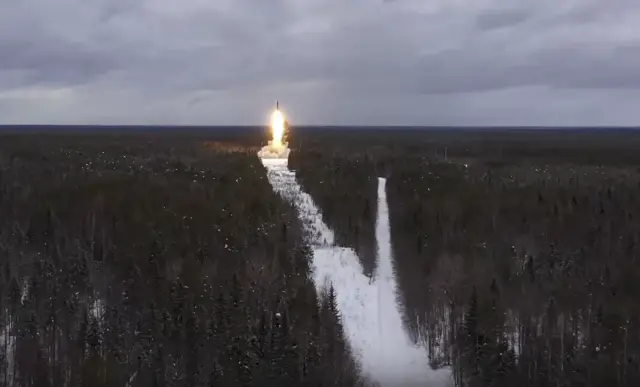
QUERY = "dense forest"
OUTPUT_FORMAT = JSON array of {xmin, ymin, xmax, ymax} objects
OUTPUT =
[
  {"xmin": 388, "ymin": 159, "xmax": 640, "ymax": 387},
  {"xmin": 293, "ymin": 129, "xmax": 640, "ymax": 387},
  {"xmin": 4, "ymin": 128, "xmax": 640, "ymax": 387},
  {"xmin": 0, "ymin": 133, "xmax": 363, "ymax": 387},
  {"xmin": 289, "ymin": 149, "xmax": 378, "ymax": 277}
]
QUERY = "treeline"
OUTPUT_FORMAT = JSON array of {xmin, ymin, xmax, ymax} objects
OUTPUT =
[{"xmin": 0, "ymin": 134, "xmax": 362, "ymax": 387}]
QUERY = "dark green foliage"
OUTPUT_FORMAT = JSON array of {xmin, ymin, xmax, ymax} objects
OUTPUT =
[{"xmin": 0, "ymin": 133, "xmax": 363, "ymax": 387}]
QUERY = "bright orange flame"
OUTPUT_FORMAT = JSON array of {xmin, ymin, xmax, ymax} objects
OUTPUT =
[{"xmin": 270, "ymin": 109, "xmax": 285, "ymax": 148}]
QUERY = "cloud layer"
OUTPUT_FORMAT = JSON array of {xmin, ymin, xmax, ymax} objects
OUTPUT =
[{"xmin": 2, "ymin": 0, "xmax": 640, "ymax": 125}]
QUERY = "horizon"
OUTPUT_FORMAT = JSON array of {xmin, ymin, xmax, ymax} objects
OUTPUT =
[
  {"xmin": 3, "ymin": 1, "xmax": 640, "ymax": 125},
  {"xmin": 3, "ymin": 124, "xmax": 640, "ymax": 130}
]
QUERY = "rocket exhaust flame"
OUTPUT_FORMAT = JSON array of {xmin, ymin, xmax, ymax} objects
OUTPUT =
[
  {"xmin": 270, "ymin": 109, "xmax": 285, "ymax": 149},
  {"xmin": 258, "ymin": 101, "xmax": 291, "ymax": 162}
]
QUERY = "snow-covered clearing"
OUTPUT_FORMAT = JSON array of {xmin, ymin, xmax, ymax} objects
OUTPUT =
[{"xmin": 264, "ymin": 159, "xmax": 452, "ymax": 387}]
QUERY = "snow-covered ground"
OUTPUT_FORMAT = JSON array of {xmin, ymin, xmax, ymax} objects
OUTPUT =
[
  {"xmin": 0, "ymin": 280, "xmax": 26, "ymax": 385},
  {"xmin": 0, "ymin": 319, "xmax": 15, "ymax": 384},
  {"xmin": 265, "ymin": 160, "xmax": 452, "ymax": 387}
]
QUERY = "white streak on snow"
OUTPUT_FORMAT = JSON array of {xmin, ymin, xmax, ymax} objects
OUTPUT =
[
  {"xmin": 90, "ymin": 298, "xmax": 105, "ymax": 332},
  {"xmin": 0, "ymin": 278, "xmax": 25, "ymax": 385},
  {"xmin": 265, "ymin": 163, "xmax": 452, "ymax": 387},
  {"xmin": 20, "ymin": 278, "xmax": 29, "ymax": 305},
  {"xmin": 0, "ymin": 320, "xmax": 15, "ymax": 384}
]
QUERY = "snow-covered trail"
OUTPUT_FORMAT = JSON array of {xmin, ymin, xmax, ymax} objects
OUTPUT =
[{"xmin": 264, "ymin": 160, "xmax": 452, "ymax": 387}]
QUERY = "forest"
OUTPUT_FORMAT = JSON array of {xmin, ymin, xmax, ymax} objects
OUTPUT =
[
  {"xmin": 0, "ymin": 132, "xmax": 362, "ymax": 387},
  {"xmin": 3, "ymin": 127, "xmax": 640, "ymax": 387},
  {"xmin": 292, "ymin": 128, "xmax": 640, "ymax": 387}
]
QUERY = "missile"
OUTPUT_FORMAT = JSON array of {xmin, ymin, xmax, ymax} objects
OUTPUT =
[{"xmin": 276, "ymin": 100, "xmax": 279, "ymax": 110}]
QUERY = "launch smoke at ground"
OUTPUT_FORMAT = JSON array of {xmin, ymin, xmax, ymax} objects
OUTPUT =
[{"xmin": 263, "ymin": 160, "xmax": 452, "ymax": 387}]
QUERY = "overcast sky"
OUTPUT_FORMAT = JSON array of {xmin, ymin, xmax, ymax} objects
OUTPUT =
[{"xmin": 2, "ymin": 0, "xmax": 640, "ymax": 126}]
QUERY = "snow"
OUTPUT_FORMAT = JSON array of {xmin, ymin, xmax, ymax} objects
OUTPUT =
[
  {"xmin": 0, "ymin": 280, "xmax": 25, "ymax": 384},
  {"xmin": 257, "ymin": 143, "xmax": 291, "ymax": 160},
  {"xmin": 265, "ymin": 162, "xmax": 452, "ymax": 387},
  {"xmin": 90, "ymin": 298, "xmax": 105, "ymax": 332},
  {"xmin": 0, "ymin": 320, "xmax": 15, "ymax": 383},
  {"xmin": 260, "ymin": 157, "xmax": 289, "ymax": 168}
]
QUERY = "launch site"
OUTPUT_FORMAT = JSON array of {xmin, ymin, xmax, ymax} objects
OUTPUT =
[{"xmin": 4, "ymin": 1, "xmax": 640, "ymax": 387}]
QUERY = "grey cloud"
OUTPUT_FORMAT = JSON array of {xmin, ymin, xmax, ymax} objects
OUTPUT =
[
  {"xmin": 0, "ymin": 37, "xmax": 118, "ymax": 87},
  {"xmin": 404, "ymin": 45, "xmax": 638, "ymax": 95},
  {"xmin": 282, "ymin": 3, "xmax": 640, "ymax": 96},
  {"xmin": 476, "ymin": 9, "xmax": 530, "ymax": 31},
  {"xmin": 2, "ymin": 0, "xmax": 640, "ymax": 125}
]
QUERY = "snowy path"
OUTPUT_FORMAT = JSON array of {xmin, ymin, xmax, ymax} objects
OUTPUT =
[{"xmin": 264, "ymin": 159, "xmax": 452, "ymax": 387}]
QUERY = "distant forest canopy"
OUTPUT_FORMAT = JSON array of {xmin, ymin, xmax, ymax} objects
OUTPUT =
[
  {"xmin": 3, "ymin": 128, "xmax": 640, "ymax": 387},
  {"xmin": 293, "ymin": 129, "xmax": 640, "ymax": 387},
  {"xmin": 0, "ymin": 134, "xmax": 364, "ymax": 387}
]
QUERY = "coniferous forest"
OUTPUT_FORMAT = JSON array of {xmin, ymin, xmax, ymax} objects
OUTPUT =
[
  {"xmin": 3, "ymin": 127, "xmax": 640, "ymax": 387},
  {"xmin": 292, "ymin": 128, "xmax": 640, "ymax": 387},
  {"xmin": 0, "ymin": 131, "xmax": 361, "ymax": 387}
]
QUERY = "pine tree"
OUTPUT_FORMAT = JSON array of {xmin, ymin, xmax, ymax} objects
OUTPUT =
[{"xmin": 461, "ymin": 287, "xmax": 480, "ymax": 386}]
